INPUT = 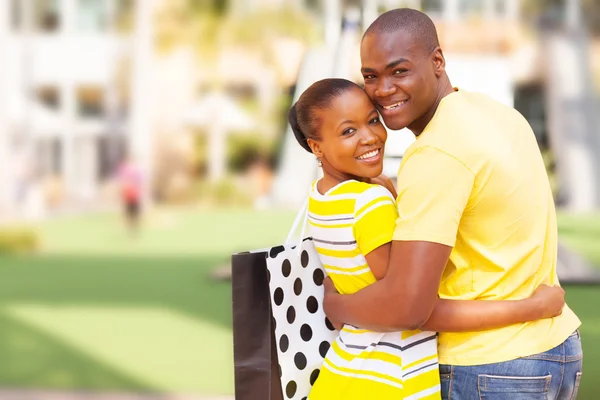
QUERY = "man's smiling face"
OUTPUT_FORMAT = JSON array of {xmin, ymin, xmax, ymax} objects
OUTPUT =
[{"xmin": 360, "ymin": 31, "xmax": 442, "ymax": 132}]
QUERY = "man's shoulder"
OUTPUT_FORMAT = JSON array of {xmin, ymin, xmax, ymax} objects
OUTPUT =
[
  {"xmin": 457, "ymin": 90, "xmax": 525, "ymax": 124},
  {"xmin": 401, "ymin": 144, "xmax": 471, "ymax": 175},
  {"xmin": 415, "ymin": 90, "xmax": 525, "ymax": 158}
]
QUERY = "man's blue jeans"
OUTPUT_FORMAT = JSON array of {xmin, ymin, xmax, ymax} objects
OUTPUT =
[{"xmin": 440, "ymin": 331, "xmax": 583, "ymax": 399}]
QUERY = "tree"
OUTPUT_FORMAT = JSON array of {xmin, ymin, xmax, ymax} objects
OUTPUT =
[{"xmin": 522, "ymin": 0, "xmax": 600, "ymax": 35}]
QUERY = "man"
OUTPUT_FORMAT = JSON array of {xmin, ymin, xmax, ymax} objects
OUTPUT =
[{"xmin": 323, "ymin": 8, "xmax": 582, "ymax": 399}]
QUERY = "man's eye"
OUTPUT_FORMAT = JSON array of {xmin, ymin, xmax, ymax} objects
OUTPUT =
[
  {"xmin": 363, "ymin": 74, "xmax": 375, "ymax": 80},
  {"xmin": 393, "ymin": 69, "xmax": 407, "ymax": 75}
]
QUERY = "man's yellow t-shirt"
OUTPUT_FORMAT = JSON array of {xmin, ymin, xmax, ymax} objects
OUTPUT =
[{"xmin": 393, "ymin": 89, "xmax": 581, "ymax": 366}]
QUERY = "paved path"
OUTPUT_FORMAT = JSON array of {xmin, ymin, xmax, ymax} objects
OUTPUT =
[{"xmin": 0, "ymin": 391, "xmax": 233, "ymax": 400}]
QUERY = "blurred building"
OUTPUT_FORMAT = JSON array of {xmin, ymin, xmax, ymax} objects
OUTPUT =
[
  {"xmin": 0, "ymin": 0, "xmax": 136, "ymax": 219},
  {"xmin": 1, "ymin": 0, "xmax": 597, "ymax": 217}
]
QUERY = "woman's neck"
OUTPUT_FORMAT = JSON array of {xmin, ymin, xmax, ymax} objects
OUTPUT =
[{"xmin": 316, "ymin": 170, "xmax": 367, "ymax": 195}]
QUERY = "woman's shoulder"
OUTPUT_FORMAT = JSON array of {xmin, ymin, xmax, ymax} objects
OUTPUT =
[
  {"xmin": 309, "ymin": 180, "xmax": 395, "ymax": 208},
  {"xmin": 356, "ymin": 182, "xmax": 395, "ymax": 202},
  {"xmin": 331, "ymin": 180, "xmax": 393, "ymax": 196},
  {"xmin": 352, "ymin": 183, "xmax": 396, "ymax": 222}
]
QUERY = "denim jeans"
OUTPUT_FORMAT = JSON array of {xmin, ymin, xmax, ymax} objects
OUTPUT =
[{"xmin": 440, "ymin": 330, "xmax": 583, "ymax": 399}]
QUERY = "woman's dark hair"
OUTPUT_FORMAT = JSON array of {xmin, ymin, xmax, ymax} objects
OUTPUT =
[{"xmin": 288, "ymin": 78, "xmax": 361, "ymax": 153}]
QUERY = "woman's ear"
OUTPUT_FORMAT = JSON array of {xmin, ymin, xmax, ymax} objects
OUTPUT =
[{"xmin": 307, "ymin": 138, "xmax": 323, "ymax": 158}]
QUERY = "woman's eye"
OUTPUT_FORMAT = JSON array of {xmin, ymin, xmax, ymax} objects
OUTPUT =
[
  {"xmin": 342, "ymin": 128, "xmax": 356, "ymax": 136},
  {"xmin": 369, "ymin": 117, "xmax": 380, "ymax": 125}
]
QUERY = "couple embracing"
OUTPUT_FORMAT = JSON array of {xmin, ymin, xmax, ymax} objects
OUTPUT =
[{"xmin": 288, "ymin": 8, "xmax": 582, "ymax": 400}]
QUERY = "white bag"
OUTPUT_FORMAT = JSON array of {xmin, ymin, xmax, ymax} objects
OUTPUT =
[{"xmin": 266, "ymin": 199, "xmax": 338, "ymax": 400}]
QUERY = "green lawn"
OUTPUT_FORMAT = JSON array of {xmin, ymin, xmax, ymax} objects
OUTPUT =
[
  {"xmin": 0, "ymin": 208, "xmax": 598, "ymax": 397},
  {"xmin": 0, "ymin": 208, "xmax": 297, "ymax": 395},
  {"xmin": 558, "ymin": 212, "xmax": 600, "ymax": 266},
  {"xmin": 557, "ymin": 212, "xmax": 600, "ymax": 399}
]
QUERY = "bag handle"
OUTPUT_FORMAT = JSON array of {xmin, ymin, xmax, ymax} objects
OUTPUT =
[{"xmin": 285, "ymin": 197, "xmax": 309, "ymax": 247}]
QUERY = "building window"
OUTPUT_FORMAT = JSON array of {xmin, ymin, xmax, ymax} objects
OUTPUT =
[
  {"xmin": 11, "ymin": 0, "xmax": 22, "ymax": 31},
  {"xmin": 77, "ymin": 0, "xmax": 109, "ymax": 33},
  {"xmin": 459, "ymin": 0, "xmax": 483, "ymax": 17},
  {"xmin": 34, "ymin": 0, "xmax": 61, "ymax": 32},
  {"xmin": 36, "ymin": 86, "xmax": 61, "ymax": 110},
  {"xmin": 514, "ymin": 84, "xmax": 548, "ymax": 147},
  {"xmin": 115, "ymin": 0, "xmax": 134, "ymax": 33},
  {"xmin": 422, "ymin": 0, "xmax": 443, "ymax": 14},
  {"xmin": 493, "ymin": 0, "xmax": 506, "ymax": 17},
  {"xmin": 77, "ymin": 86, "xmax": 105, "ymax": 118},
  {"xmin": 37, "ymin": 137, "xmax": 62, "ymax": 175},
  {"xmin": 97, "ymin": 134, "xmax": 126, "ymax": 180}
]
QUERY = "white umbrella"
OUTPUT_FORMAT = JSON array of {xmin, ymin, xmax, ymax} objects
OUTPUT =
[
  {"xmin": 184, "ymin": 91, "xmax": 256, "ymax": 130},
  {"xmin": 183, "ymin": 91, "xmax": 256, "ymax": 181}
]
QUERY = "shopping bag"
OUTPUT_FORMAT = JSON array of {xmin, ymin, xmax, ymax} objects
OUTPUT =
[
  {"xmin": 232, "ymin": 249, "xmax": 284, "ymax": 400},
  {"xmin": 231, "ymin": 200, "xmax": 337, "ymax": 400},
  {"xmin": 265, "ymin": 200, "xmax": 338, "ymax": 400}
]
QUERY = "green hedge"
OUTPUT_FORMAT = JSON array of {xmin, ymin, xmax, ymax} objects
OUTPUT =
[{"xmin": 0, "ymin": 227, "xmax": 40, "ymax": 255}]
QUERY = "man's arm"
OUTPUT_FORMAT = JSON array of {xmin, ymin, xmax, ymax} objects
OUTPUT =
[
  {"xmin": 324, "ymin": 146, "xmax": 474, "ymax": 331},
  {"xmin": 325, "ymin": 242, "xmax": 565, "ymax": 333},
  {"xmin": 324, "ymin": 240, "xmax": 450, "ymax": 331}
]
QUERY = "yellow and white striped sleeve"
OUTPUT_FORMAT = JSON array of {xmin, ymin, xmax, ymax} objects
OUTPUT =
[{"xmin": 352, "ymin": 185, "xmax": 398, "ymax": 256}]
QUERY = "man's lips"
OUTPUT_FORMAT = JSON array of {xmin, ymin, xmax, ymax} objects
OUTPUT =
[{"xmin": 379, "ymin": 100, "xmax": 408, "ymax": 111}]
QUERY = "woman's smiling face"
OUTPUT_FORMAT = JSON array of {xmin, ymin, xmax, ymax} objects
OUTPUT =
[{"xmin": 308, "ymin": 86, "xmax": 388, "ymax": 182}]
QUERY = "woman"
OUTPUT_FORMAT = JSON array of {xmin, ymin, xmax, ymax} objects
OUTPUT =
[{"xmin": 289, "ymin": 78, "xmax": 565, "ymax": 400}]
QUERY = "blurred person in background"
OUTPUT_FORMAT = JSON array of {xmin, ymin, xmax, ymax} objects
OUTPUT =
[
  {"xmin": 117, "ymin": 153, "xmax": 144, "ymax": 235},
  {"xmin": 323, "ymin": 8, "xmax": 582, "ymax": 400}
]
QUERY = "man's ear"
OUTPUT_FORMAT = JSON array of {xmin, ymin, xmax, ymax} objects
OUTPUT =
[
  {"xmin": 431, "ymin": 47, "xmax": 445, "ymax": 77},
  {"xmin": 307, "ymin": 138, "xmax": 323, "ymax": 158}
]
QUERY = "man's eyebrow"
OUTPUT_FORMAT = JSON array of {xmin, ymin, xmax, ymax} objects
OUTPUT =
[
  {"xmin": 385, "ymin": 58, "xmax": 409, "ymax": 70},
  {"xmin": 361, "ymin": 58, "xmax": 409, "ymax": 74}
]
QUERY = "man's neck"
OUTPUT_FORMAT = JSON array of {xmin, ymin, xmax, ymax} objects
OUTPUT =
[{"xmin": 409, "ymin": 78, "xmax": 454, "ymax": 137}]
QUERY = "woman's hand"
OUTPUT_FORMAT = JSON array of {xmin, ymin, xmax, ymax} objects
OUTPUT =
[
  {"xmin": 323, "ymin": 277, "xmax": 344, "ymax": 331},
  {"xmin": 529, "ymin": 284, "xmax": 565, "ymax": 319}
]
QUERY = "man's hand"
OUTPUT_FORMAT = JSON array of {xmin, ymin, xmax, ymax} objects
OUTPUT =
[
  {"xmin": 529, "ymin": 284, "xmax": 565, "ymax": 319},
  {"xmin": 323, "ymin": 277, "xmax": 343, "ymax": 330},
  {"xmin": 370, "ymin": 174, "xmax": 398, "ymax": 198}
]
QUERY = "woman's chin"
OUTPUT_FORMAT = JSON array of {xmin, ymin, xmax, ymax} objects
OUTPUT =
[{"xmin": 363, "ymin": 166, "xmax": 384, "ymax": 179}]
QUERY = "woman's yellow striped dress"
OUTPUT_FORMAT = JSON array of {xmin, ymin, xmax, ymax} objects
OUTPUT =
[{"xmin": 307, "ymin": 180, "xmax": 441, "ymax": 400}]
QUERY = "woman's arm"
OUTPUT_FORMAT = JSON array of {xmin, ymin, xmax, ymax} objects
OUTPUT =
[
  {"xmin": 421, "ymin": 285, "xmax": 564, "ymax": 332},
  {"xmin": 360, "ymin": 244, "xmax": 565, "ymax": 332}
]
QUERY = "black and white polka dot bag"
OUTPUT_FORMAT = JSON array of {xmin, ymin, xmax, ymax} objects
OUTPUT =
[{"xmin": 266, "ymin": 199, "xmax": 338, "ymax": 400}]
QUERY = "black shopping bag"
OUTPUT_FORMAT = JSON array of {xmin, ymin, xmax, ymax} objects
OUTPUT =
[
  {"xmin": 231, "ymin": 199, "xmax": 337, "ymax": 400},
  {"xmin": 232, "ymin": 250, "xmax": 284, "ymax": 400}
]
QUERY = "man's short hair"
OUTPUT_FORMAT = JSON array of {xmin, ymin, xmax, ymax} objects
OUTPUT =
[{"xmin": 364, "ymin": 8, "xmax": 440, "ymax": 53}]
